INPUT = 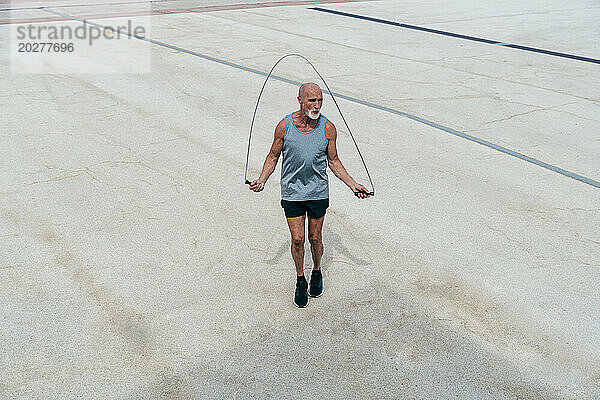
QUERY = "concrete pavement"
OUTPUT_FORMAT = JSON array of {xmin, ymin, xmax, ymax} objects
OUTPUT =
[{"xmin": 1, "ymin": 0, "xmax": 599, "ymax": 398}]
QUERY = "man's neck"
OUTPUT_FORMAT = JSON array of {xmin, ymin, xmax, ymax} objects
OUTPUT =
[{"xmin": 294, "ymin": 110, "xmax": 318, "ymax": 127}]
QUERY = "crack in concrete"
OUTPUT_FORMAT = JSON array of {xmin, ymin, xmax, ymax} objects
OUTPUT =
[
  {"xmin": 143, "ymin": 137, "xmax": 184, "ymax": 147},
  {"xmin": 138, "ymin": 161, "xmax": 184, "ymax": 193},
  {"xmin": 82, "ymin": 167, "xmax": 141, "ymax": 191},
  {"xmin": 552, "ymin": 207, "xmax": 600, "ymax": 213},
  {"xmin": 0, "ymin": 233, "xmax": 19, "ymax": 238},
  {"xmin": 36, "ymin": 160, "xmax": 184, "ymax": 193},
  {"xmin": 223, "ymin": 233, "xmax": 271, "ymax": 256},
  {"xmin": 472, "ymin": 101, "xmax": 579, "ymax": 129},
  {"xmin": 483, "ymin": 223, "xmax": 534, "ymax": 256},
  {"xmin": 0, "ymin": 264, "xmax": 21, "ymax": 270},
  {"xmin": 551, "ymin": 108, "xmax": 600, "ymax": 123},
  {"xmin": 23, "ymin": 173, "xmax": 83, "ymax": 187}
]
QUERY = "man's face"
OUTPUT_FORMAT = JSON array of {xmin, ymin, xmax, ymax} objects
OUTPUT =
[{"xmin": 299, "ymin": 86, "xmax": 323, "ymax": 120}]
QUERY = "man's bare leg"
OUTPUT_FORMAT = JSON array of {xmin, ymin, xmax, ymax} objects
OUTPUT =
[
  {"xmin": 308, "ymin": 215, "xmax": 325, "ymax": 270},
  {"xmin": 286, "ymin": 215, "xmax": 306, "ymax": 276}
]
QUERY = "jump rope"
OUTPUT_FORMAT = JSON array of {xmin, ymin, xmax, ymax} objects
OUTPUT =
[{"xmin": 244, "ymin": 54, "xmax": 375, "ymax": 197}]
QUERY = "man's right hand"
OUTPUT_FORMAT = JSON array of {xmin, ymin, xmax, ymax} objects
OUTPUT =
[{"xmin": 249, "ymin": 179, "xmax": 265, "ymax": 192}]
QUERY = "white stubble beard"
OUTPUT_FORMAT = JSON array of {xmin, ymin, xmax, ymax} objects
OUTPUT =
[{"xmin": 306, "ymin": 108, "xmax": 320, "ymax": 120}]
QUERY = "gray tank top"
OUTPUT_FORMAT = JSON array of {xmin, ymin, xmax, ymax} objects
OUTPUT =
[{"xmin": 280, "ymin": 113, "xmax": 329, "ymax": 201}]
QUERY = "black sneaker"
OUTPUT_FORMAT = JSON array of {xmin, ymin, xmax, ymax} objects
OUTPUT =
[
  {"xmin": 309, "ymin": 269, "xmax": 323, "ymax": 298},
  {"xmin": 294, "ymin": 277, "xmax": 309, "ymax": 308}
]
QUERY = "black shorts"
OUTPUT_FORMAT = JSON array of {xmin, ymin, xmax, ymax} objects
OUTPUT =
[{"xmin": 281, "ymin": 198, "xmax": 329, "ymax": 219}]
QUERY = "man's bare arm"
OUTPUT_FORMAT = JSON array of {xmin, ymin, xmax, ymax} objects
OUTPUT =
[
  {"xmin": 249, "ymin": 119, "xmax": 285, "ymax": 192},
  {"xmin": 325, "ymin": 120, "xmax": 371, "ymax": 198}
]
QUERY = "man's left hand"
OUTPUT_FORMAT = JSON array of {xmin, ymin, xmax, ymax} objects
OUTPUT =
[{"xmin": 352, "ymin": 183, "xmax": 371, "ymax": 199}]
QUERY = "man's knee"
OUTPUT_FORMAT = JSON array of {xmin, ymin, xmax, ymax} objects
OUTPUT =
[
  {"xmin": 308, "ymin": 233, "xmax": 322, "ymax": 245},
  {"xmin": 291, "ymin": 236, "xmax": 305, "ymax": 247}
]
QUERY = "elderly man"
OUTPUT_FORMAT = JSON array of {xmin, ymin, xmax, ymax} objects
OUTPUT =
[{"xmin": 249, "ymin": 82, "xmax": 370, "ymax": 308}]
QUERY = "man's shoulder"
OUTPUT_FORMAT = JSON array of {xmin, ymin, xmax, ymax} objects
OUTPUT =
[
  {"xmin": 324, "ymin": 117, "xmax": 336, "ymax": 139},
  {"xmin": 280, "ymin": 112, "xmax": 294, "ymax": 126},
  {"xmin": 274, "ymin": 118, "xmax": 287, "ymax": 138},
  {"xmin": 283, "ymin": 111, "xmax": 301, "ymax": 129}
]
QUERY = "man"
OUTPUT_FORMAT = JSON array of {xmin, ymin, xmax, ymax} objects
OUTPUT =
[{"xmin": 249, "ymin": 82, "xmax": 370, "ymax": 308}]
